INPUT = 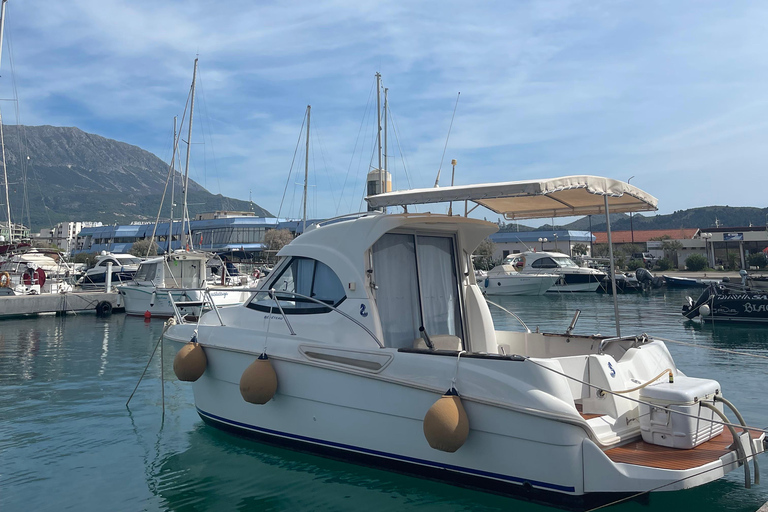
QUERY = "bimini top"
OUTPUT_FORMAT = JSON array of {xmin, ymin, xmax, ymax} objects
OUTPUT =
[{"xmin": 365, "ymin": 175, "xmax": 658, "ymax": 220}]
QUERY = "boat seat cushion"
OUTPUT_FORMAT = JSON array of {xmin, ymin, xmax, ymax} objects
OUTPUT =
[{"xmin": 413, "ymin": 334, "xmax": 463, "ymax": 351}]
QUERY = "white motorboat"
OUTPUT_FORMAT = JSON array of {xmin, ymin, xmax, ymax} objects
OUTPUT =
[
  {"xmin": 164, "ymin": 176, "xmax": 765, "ymax": 508},
  {"xmin": 0, "ymin": 249, "xmax": 75, "ymax": 295},
  {"xmin": 482, "ymin": 263, "xmax": 559, "ymax": 295},
  {"xmin": 116, "ymin": 250, "xmax": 253, "ymax": 317},
  {"xmin": 507, "ymin": 251, "xmax": 606, "ymax": 292},
  {"xmin": 78, "ymin": 252, "xmax": 141, "ymax": 289}
]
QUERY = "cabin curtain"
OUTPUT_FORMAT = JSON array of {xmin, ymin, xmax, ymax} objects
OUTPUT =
[
  {"xmin": 372, "ymin": 234, "xmax": 421, "ymax": 348},
  {"xmin": 416, "ymin": 236, "xmax": 461, "ymax": 338}
]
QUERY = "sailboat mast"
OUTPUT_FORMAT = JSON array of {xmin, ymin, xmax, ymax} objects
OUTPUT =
[
  {"xmin": 181, "ymin": 57, "xmax": 198, "ymax": 251},
  {"xmin": 0, "ymin": 0, "xmax": 12, "ymax": 242},
  {"xmin": 303, "ymin": 105, "xmax": 310, "ymax": 233},
  {"xmin": 375, "ymin": 73, "xmax": 382, "ymax": 195},
  {"xmin": 168, "ymin": 116, "xmax": 178, "ymax": 254}
]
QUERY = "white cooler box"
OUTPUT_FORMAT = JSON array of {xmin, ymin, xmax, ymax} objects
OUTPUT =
[{"xmin": 638, "ymin": 375, "xmax": 724, "ymax": 449}]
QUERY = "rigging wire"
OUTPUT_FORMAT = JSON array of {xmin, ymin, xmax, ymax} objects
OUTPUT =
[
  {"xmin": 276, "ymin": 110, "xmax": 307, "ymax": 220},
  {"xmin": 336, "ymin": 79, "xmax": 375, "ymax": 216},
  {"xmin": 433, "ymin": 92, "xmax": 460, "ymax": 188},
  {"xmin": 194, "ymin": 67, "xmax": 223, "ymax": 197}
]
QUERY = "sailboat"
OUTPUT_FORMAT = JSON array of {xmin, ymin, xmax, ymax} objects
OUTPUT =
[
  {"xmin": 116, "ymin": 58, "xmax": 253, "ymax": 317},
  {"xmin": 0, "ymin": 0, "xmax": 30, "ymax": 257}
]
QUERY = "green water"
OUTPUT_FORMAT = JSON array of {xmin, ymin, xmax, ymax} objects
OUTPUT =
[{"xmin": 1, "ymin": 289, "xmax": 767, "ymax": 511}]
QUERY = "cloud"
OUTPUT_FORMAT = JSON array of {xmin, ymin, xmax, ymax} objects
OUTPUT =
[{"xmin": 2, "ymin": 0, "xmax": 768, "ymax": 222}]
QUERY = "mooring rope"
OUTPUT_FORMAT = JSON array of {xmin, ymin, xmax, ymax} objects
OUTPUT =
[{"xmin": 653, "ymin": 335, "xmax": 768, "ymax": 360}]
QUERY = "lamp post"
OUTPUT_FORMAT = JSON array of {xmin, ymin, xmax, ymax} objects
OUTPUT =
[
  {"xmin": 538, "ymin": 237, "xmax": 548, "ymax": 251},
  {"xmin": 701, "ymin": 232, "xmax": 712, "ymax": 268},
  {"xmin": 627, "ymin": 176, "xmax": 635, "ymax": 245},
  {"xmin": 553, "ymin": 233, "xmax": 559, "ymax": 252}
]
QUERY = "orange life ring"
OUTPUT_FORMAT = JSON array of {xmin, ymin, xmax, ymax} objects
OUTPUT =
[{"xmin": 0, "ymin": 271, "xmax": 10, "ymax": 287}]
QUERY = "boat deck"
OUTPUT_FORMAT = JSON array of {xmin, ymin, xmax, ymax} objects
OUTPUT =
[{"xmin": 605, "ymin": 429, "xmax": 745, "ymax": 470}]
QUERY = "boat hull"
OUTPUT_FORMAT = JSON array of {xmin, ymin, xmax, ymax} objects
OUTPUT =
[
  {"xmin": 167, "ymin": 334, "xmax": 750, "ymax": 508},
  {"xmin": 684, "ymin": 284, "xmax": 768, "ymax": 324},
  {"xmin": 546, "ymin": 273, "xmax": 603, "ymax": 293},
  {"xmin": 483, "ymin": 274, "xmax": 558, "ymax": 295}
]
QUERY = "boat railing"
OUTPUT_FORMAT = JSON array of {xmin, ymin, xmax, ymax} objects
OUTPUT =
[
  {"xmin": 165, "ymin": 286, "xmax": 385, "ymax": 348},
  {"xmin": 160, "ymin": 287, "xmax": 225, "ymax": 326},
  {"xmin": 597, "ymin": 333, "xmax": 650, "ymax": 355}
]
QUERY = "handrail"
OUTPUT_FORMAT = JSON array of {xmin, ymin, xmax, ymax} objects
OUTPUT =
[
  {"xmin": 250, "ymin": 289, "xmax": 385, "ymax": 348},
  {"xmin": 484, "ymin": 298, "xmax": 530, "ymax": 333},
  {"xmin": 598, "ymin": 333, "xmax": 649, "ymax": 355}
]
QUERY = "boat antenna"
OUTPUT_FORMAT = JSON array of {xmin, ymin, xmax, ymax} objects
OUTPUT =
[
  {"xmin": 181, "ymin": 57, "xmax": 198, "ymax": 251},
  {"xmin": 433, "ymin": 92, "xmax": 460, "ymax": 187},
  {"xmin": 515, "ymin": 236, "xmax": 533, "ymax": 252}
]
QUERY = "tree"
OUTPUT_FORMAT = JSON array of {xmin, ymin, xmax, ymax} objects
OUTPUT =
[
  {"xmin": 685, "ymin": 253, "xmax": 707, "ymax": 272},
  {"xmin": 572, "ymin": 243, "xmax": 588, "ymax": 256},
  {"xmin": 74, "ymin": 252, "xmax": 97, "ymax": 267},
  {"xmin": 473, "ymin": 238, "xmax": 497, "ymax": 271},
  {"xmin": 592, "ymin": 243, "xmax": 610, "ymax": 257},
  {"xmin": 747, "ymin": 252, "xmax": 768, "ymax": 269},
  {"xmin": 661, "ymin": 240, "xmax": 683, "ymax": 268},
  {"xmin": 263, "ymin": 229, "xmax": 294, "ymax": 262},
  {"xmin": 131, "ymin": 238, "xmax": 159, "ymax": 257}
]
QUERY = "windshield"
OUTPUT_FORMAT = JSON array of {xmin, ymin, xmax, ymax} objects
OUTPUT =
[
  {"xmin": 552, "ymin": 256, "xmax": 579, "ymax": 268},
  {"xmin": 117, "ymin": 257, "xmax": 142, "ymax": 265}
]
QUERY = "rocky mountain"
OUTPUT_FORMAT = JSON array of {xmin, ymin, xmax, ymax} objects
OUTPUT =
[{"xmin": 1, "ymin": 125, "xmax": 272, "ymax": 230}]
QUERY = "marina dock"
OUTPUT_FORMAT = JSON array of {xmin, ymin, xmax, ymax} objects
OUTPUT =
[{"xmin": 0, "ymin": 291, "xmax": 123, "ymax": 318}]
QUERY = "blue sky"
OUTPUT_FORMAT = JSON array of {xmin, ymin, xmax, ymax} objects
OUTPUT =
[{"xmin": 3, "ymin": 0, "xmax": 767, "ymax": 223}]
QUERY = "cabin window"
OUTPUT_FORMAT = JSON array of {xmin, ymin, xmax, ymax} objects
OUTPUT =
[
  {"xmin": 246, "ymin": 257, "xmax": 345, "ymax": 314},
  {"xmin": 372, "ymin": 233, "xmax": 463, "ymax": 349},
  {"xmin": 134, "ymin": 263, "xmax": 157, "ymax": 282},
  {"xmin": 531, "ymin": 257, "xmax": 557, "ymax": 269}
]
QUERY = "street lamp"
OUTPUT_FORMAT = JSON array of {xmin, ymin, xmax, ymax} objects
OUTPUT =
[
  {"xmin": 701, "ymin": 232, "xmax": 712, "ymax": 268},
  {"xmin": 553, "ymin": 233, "xmax": 559, "ymax": 252},
  {"xmin": 627, "ymin": 176, "xmax": 635, "ymax": 245},
  {"xmin": 538, "ymin": 237, "xmax": 548, "ymax": 251}
]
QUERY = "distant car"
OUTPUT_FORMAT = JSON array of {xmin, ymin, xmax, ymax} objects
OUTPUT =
[{"xmin": 632, "ymin": 252, "xmax": 657, "ymax": 267}]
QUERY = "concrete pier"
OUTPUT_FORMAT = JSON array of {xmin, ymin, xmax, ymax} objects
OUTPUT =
[
  {"xmin": 757, "ymin": 501, "xmax": 768, "ymax": 512},
  {"xmin": 0, "ymin": 291, "xmax": 124, "ymax": 319}
]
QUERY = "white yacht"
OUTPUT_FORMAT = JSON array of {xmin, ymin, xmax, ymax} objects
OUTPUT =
[
  {"xmin": 164, "ymin": 176, "xmax": 765, "ymax": 508},
  {"xmin": 508, "ymin": 251, "xmax": 606, "ymax": 292},
  {"xmin": 116, "ymin": 251, "xmax": 253, "ymax": 317},
  {"xmin": 78, "ymin": 252, "xmax": 141, "ymax": 289},
  {"xmin": 482, "ymin": 263, "xmax": 559, "ymax": 295}
]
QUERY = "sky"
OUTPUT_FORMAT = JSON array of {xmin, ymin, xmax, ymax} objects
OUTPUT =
[{"xmin": 2, "ymin": 0, "xmax": 768, "ymax": 224}]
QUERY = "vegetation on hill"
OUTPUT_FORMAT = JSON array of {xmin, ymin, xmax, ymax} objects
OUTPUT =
[{"xmin": 1, "ymin": 125, "xmax": 272, "ymax": 230}]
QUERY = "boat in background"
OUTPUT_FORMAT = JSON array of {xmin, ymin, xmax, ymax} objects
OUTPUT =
[
  {"xmin": 508, "ymin": 251, "xmax": 606, "ymax": 292},
  {"xmin": 683, "ymin": 277, "xmax": 768, "ymax": 324},
  {"xmin": 78, "ymin": 252, "xmax": 141, "ymax": 289},
  {"xmin": 482, "ymin": 263, "xmax": 558, "ymax": 295},
  {"xmin": 664, "ymin": 275, "xmax": 721, "ymax": 288}
]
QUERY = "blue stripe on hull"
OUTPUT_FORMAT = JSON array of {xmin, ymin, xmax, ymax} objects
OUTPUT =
[{"xmin": 196, "ymin": 407, "xmax": 576, "ymax": 494}]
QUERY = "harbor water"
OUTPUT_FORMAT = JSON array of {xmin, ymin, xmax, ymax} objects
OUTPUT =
[{"xmin": 2, "ymin": 289, "xmax": 767, "ymax": 511}]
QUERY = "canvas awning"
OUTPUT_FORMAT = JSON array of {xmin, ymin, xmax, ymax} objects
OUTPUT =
[{"xmin": 365, "ymin": 175, "xmax": 658, "ymax": 220}]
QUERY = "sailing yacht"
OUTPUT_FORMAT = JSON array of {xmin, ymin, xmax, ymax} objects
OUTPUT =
[{"xmin": 117, "ymin": 58, "xmax": 254, "ymax": 317}]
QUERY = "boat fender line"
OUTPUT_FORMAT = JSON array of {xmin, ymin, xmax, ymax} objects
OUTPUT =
[
  {"xmin": 173, "ymin": 333, "xmax": 207, "ymax": 382},
  {"xmin": 95, "ymin": 300, "xmax": 113, "ymax": 317},
  {"xmin": 239, "ymin": 353, "xmax": 277, "ymax": 405},
  {"xmin": 423, "ymin": 386, "xmax": 470, "ymax": 453},
  {"xmin": 0, "ymin": 271, "xmax": 10, "ymax": 287},
  {"xmin": 715, "ymin": 395, "xmax": 759, "ymax": 485}
]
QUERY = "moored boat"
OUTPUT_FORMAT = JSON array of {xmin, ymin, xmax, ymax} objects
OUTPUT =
[
  {"xmin": 508, "ymin": 251, "xmax": 606, "ymax": 293},
  {"xmin": 683, "ymin": 282, "xmax": 768, "ymax": 324},
  {"xmin": 482, "ymin": 263, "xmax": 559, "ymax": 295},
  {"xmin": 165, "ymin": 176, "xmax": 765, "ymax": 508}
]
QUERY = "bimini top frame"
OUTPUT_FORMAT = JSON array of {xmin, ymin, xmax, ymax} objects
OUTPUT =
[
  {"xmin": 365, "ymin": 175, "xmax": 659, "ymax": 338},
  {"xmin": 364, "ymin": 175, "xmax": 658, "ymax": 220}
]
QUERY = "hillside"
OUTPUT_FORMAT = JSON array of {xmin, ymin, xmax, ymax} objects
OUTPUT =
[
  {"xmin": 500, "ymin": 206, "xmax": 768, "ymax": 233},
  {"xmin": 1, "ymin": 125, "xmax": 272, "ymax": 230}
]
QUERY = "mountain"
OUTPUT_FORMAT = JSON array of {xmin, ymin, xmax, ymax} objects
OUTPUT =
[
  {"xmin": 1, "ymin": 125, "xmax": 272, "ymax": 231},
  {"xmin": 499, "ymin": 206, "xmax": 768, "ymax": 233}
]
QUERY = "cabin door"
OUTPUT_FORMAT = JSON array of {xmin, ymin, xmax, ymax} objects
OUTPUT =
[{"xmin": 372, "ymin": 233, "xmax": 462, "ymax": 349}]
